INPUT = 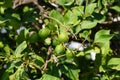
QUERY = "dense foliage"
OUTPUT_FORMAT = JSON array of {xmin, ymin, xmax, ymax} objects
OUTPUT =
[{"xmin": 0, "ymin": 0, "xmax": 120, "ymax": 80}]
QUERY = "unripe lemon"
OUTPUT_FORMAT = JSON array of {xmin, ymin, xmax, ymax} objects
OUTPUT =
[
  {"xmin": 38, "ymin": 28, "xmax": 50, "ymax": 39},
  {"xmin": 54, "ymin": 44, "xmax": 65, "ymax": 56},
  {"xmin": 58, "ymin": 32, "xmax": 69, "ymax": 43}
]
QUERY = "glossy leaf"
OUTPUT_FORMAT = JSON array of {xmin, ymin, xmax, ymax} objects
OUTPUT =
[
  {"xmin": 72, "ymin": 6, "xmax": 84, "ymax": 17},
  {"xmin": 40, "ymin": 74, "xmax": 60, "ymax": 80},
  {"xmin": 84, "ymin": 3, "xmax": 96, "ymax": 18},
  {"xmin": 64, "ymin": 10, "xmax": 78, "ymax": 25},
  {"xmin": 94, "ymin": 30, "xmax": 114, "ymax": 43},
  {"xmin": 56, "ymin": 0, "xmax": 74, "ymax": 6},
  {"xmin": 14, "ymin": 41, "xmax": 27, "ymax": 56},
  {"xmin": 60, "ymin": 64, "xmax": 80, "ymax": 80},
  {"xmin": 75, "ymin": 20, "xmax": 97, "ymax": 33},
  {"xmin": 50, "ymin": 10, "xmax": 64, "ymax": 23},
  {"xmin": 110, "ymin": 6, "xmax": 120, "ymax": 12},
  {"xmin": 107, "ymin": 58, "xmax": 120, "ymax": 70}
]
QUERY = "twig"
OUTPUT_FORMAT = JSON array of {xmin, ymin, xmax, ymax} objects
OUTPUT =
[
  {"xmin": 41, "ymin": 46, "xmax": 52, "ymax": 71},
  {"xmin": 32, "ymin": 23, "xmax": 40, "ymax": 30}
]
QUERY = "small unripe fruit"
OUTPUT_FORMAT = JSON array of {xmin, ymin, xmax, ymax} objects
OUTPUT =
[
  {"xmin": 54, "ymin": 44, "xmax": 65, "ymax": 55},
  {"xmin": 38, "ymin": 28, "xmax": 50, "ymax": 39},
  {"xmin": 58, "ymin": 32, "xmax": 69, "ymax": 43}
]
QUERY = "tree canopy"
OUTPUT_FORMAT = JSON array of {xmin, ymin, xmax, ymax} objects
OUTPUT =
[{"xmin": 0, "ymin": 0, "xmax": 120, "ymax": 80}]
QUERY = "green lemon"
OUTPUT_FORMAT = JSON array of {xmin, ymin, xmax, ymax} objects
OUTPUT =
[
  {"xmin": 58, "ymin": 32, "xmax": 69, "ymax": 43},
  {"xmin": 29, "ymin": 33, "xmax": 39, "ymax": 43},
  {"xmin": 54, "ymin": 44, "xmax": 65, "ymax": 55},
  {"xmin": 38, "ymin": 28, "xmax": 50, "ymax": 39},
  {"xmin": 66, "ymin": 49, "xmax": 74, "ymax": 59},
  {"xmin": 0, "ymin": 41, "xmax": 4, "ymax": 48}
]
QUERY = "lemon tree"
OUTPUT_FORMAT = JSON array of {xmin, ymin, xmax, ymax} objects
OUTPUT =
[{"xmin": 0, "ymin": 0, "xmax": 120, "ymax": 80}]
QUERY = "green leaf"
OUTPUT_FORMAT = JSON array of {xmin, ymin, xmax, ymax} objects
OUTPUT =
[
  {"xmin": 22, "ymin": 11, "xmax": 36, "ymax": 23},
  {"xmin": 75, "ymin": 0, "xmax": 84, "ymax": 5},
  {"xmin": 81, "ymin": 20, "xmax": 97, "ymax": 29},
  {"xmin": 9, "ymin": 19, "xmax": 21, "ymax": 30},
  {"xmin": 33, "ymin": 54, "xmax": 45, "ymax": 66},
  {"xmin": 0, "ymin": 6, "xmax": 6, "ymax": 14},
  {"xmin": 94, "ymin": 30, "xmax": 114, "ymax": 43},
  {"xmin": 107, "ymin": 58, "xmax": 120, "ymax": 70},
  {"xmin": 0, "ymin": 16, "xmax": 7, "ymax": 24},
  {"xmin": 75, "ymin": 20, "xmax": 97, "ymax": 33},
  {"xmin": 64, "ymin": 10, "xmax": 78, "ymax": 25},
  {"xmin": 4, "ymin": 0, "xmax": 13, "ymax": 8},
  {"xmin": 56, "ymin": 0, "xmax": 74, "ymax": 6},
  {"xmin": 0, "ymin": 1, "xmax": 4, "ymax": 5},
  {"xmin": 64, "ymin": 0, "xmax": 74, "ymax": 6},
  {"xmin": 0, "ymin": 71, "xmax": 10, "ymax": 80},
  {"xmin": 110, "ymin": 6, "xmax": 120, "ymax": 12},
  {"xmin": 17, "ymin": 29, "xmax": 29, "ymax": 44},
  {"xmin": 84, "ymin": 3, "xmax": 96, "ymax": 18},
  {"xmin": 14, "ymin": 41, "xmax": 27, "ymax": 56},
  {"xmin": 40, "ymin": 74, "xmax": 60, "ymax": 80},
  {"xmin": 79, "ymin": 30, "xmax": 91, "ymax": 41},
  {"xmin": 60, "ymin": 64, "xmax": 80, "ymax": 80},
  {"xmin": 12, "ymin": 13, "xmax": 21, "ymax": 20},
  {"xmin": 93, "ymin": 13, "xmax": 106, "ymax": 23},
  {"xmin": 50, "ymin": 10, "xmax": 64, "ymax": 23},
  {"xmin": 72, "ymin": 6, "xmax": 84, "ymax": 17},
  {"xmin": 9, "ymin": 64, "xmax": 25, "ymax": 80}
]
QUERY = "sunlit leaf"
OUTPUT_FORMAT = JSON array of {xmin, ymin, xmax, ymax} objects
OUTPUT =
[
  {"xmin": 40, "ymin": 74, "xmax": 60, "ymax": 80},
  {"xmin": 50, "ymin": 10, "xmax": 64, "ymax": 23},
  {"xmin": 75, "ymin": 20, "xmax": 97, "ymax": 33},
  {"xmin": 14, "ymin": 41, "xmax": 27, "ymax": 57},
  {"xmin": 72, "ymin": 6, "xmax": 84, "ymax": 17},
  {"xmin": 60, "ymin": 64, "xmax": 80, "ymax": 80},
  {"xmin": 56, "ymin": 0, "xmax": 74, "ymax": 6},
  {"xmin": 79, "ymin": 30, "xmax": 91, "ymax": 41},
  {"xmin": 110, "ymin": 6, "xmax": 120, "ymax": 12},
  {"xmin": 64, "ymin": 10, "xmax": 78, "ymax": 25},
  {"xmin": 107, "ymin": 58, "xmax": 120, "ymax": 70},
  {"xmin": 94, "ymin": 30, "xmax": 114, "ymax": 43},
  {"xmin": 9, "ymin": 64, "xmax": 25, "ymax": 80},
  {"xmin": 84, "ymin": 3, "xmax": 96, "ymax": 18}
]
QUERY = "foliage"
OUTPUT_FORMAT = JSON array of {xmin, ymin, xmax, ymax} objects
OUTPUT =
[{"xmin": 0, "ymin": 0, "xmax": 120, "ymax": 80}]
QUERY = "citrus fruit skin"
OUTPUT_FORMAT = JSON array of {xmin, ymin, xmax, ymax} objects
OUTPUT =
[
  {"xmin": 38, "ymin": 28, "xmax": 50, "ymax": 39},
  {"xmin": 29, "ymin": 33, "xmax": 39, "ymax": 43},
  {"xmin": 0, "ymin": 41, "xmax": 4, "ymax": 48},
  {"xmin": 58, "ymin": 32, "xmax": 69, "ymax": 43},
  {"xmin": 54, "ymin": 44, "xmax": 65, "ymax": 56}
]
